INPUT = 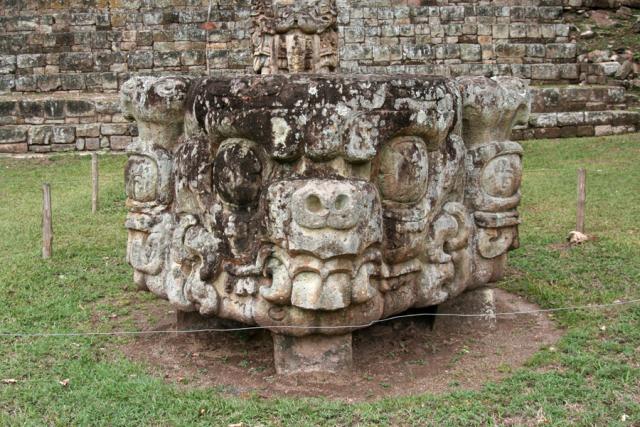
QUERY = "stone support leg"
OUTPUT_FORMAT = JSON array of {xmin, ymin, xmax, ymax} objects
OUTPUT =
[
  {"xmin": 434, "ymin": 287, "xmax": 497, "ymax": 331},
  {"xmin": 272, "ymin": 333, "xmax": 353, "ymax": 374}
]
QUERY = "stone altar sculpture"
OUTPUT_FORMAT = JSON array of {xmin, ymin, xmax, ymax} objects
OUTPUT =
[{"xmin": 121, "ymin": 73, "xmax": 530, "ymax": 374}]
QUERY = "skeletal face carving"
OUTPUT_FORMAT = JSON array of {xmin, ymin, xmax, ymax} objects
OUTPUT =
[
  {"xmin": 123, "ymin": 74, "xmax": 529, "ymax": 336},
  {"xmin": 173, "ymin": 75, "xmax": 473, "ymax": 326},
  {"xmin": 482, "ymin": 154, "xmax": 522, "ymax": 198}
]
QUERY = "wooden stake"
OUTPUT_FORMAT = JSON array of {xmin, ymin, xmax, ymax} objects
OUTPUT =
[
  {"xmin": 576, "ymin": 168, "xmax": 587, "ymax": 233},
  {"xmin": 42, "ymin": 183, "xmax": 52, "ymax": 259},
  {"xmin": 91, "ymin": 153, "xmax": 98, "ymax": 214}
]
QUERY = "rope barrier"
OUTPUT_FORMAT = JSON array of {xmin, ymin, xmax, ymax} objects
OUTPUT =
[
  {"xmin": 1, "ymin": 298, "xmax": 638, "ymax": 339},
  {"xmin": 4, "ymin": 170, "xmax": 613, "ymax": 189}
]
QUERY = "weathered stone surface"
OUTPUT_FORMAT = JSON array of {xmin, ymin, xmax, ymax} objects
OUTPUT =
[
  {"xmin": 601, "ymin": 61, "xmax": 621, "ymax": 76},
  {"xmin": 110, "ymin": 135, "xmax": 132, "ymax": 150},
  {"xmin": 122, "ymin": 73, "xmax": 530, "ymax": 372},
  {"xmin": 0, "ymin": 126, "xmax": 28, "ymax": 144},
  {"xmin": 273, "ymin": 333, "xmax": 353, "ymax": 374},
  {"xmin": 435, "ymin": 287, "xmax": 497, "ymax": 331},
  {"xmin": 76, "ymin": 124, "xmax": 101, "ymax": 138},
  {"xmin": 101, "ymin": 123, "xmax": 130, "ymax": 136},
  {"xmin": 52, "ymin": 126, "xmax": 75, "ymax": 144},
  {"xmin": 0, "ymin": 142, "xmax": 28, "ymax": 153},
  {"xmin": 28, "ymin": 126, "xmax": 53, "ymax": 146}
]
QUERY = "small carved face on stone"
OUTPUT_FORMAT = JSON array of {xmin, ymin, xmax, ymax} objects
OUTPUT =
[
  {"xmin": 466, "ymin": 141, "xmax": 523, "ymax": 213},
  {"xmin": 464, "ymin": 141, "xmax": 523, "ymax": 265},
  {"xmin": 482, "ymin": 154, "xmax": 522, "ymax": 198}
]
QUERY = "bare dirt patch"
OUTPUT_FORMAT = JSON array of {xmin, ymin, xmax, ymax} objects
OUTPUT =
[{"xmin": 115, "ymin": 289, "xmax": 563, "ymax": 402}]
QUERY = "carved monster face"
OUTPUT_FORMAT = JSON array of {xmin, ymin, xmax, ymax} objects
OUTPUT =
[
  {"xmin": 169, "ymin": 75, "xmax": 476, "ymax": 332},
  {"xmin": 122, "ymin": 74, "xmax": 529, "ymax": 336}
]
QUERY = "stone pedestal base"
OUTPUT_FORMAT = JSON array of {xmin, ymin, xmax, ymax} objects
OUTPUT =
[
  {"xmin": 272, "ymin": 333, "xmax": 353, "ymax": 374},
  {"xmin": 435, "ymin": 287, "xmax": 497, "ymax": 331}
]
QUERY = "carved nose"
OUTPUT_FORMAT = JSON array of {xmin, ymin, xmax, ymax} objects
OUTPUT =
[
  {"xmin": 304, "ymin": 193, "xmax": 349, "ymax": 214},
  {"xmin": 292, "ymin": 185, "xmax": 361, "ymax": 230},
  {"xmin": 304, "ymin": 194, "xmax": 327, "ymax": 215}
]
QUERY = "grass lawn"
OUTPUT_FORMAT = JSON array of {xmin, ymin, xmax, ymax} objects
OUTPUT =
[{"xmin": 0, "ymin": 134, "xmax": 639, "ymax": 426}]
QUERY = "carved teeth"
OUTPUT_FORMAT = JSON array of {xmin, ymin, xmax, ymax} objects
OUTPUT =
[
  {"xmin": 260, "ymin": 252, "xmax": 381, "ymax": 310},
  {"xmin": 290, "ymin": 271, "xmax": 352, "ymax": 311},
  {"xmin": 233, "ymin": 277, "xmax": 258, "ymax": 297}
]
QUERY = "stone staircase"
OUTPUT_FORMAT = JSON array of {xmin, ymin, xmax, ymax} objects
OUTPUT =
[{"xmin": 512, "ymin": 85, "xmax": 640, "ymax": 140}]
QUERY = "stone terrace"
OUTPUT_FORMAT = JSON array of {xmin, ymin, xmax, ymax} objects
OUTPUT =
[{"xmin": 0, "ymin": 0, "xmax": 637, "ymax": 153}]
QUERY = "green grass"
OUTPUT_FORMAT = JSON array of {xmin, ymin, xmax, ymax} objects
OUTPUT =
[{"xmin": 1, "ymin": 134, "xmax": 640, "ymax": 426}]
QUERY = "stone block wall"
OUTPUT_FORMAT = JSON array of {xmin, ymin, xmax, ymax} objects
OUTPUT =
[
  {"xmin": 559, "ymin": 0, "xmax": 627, "ymax": 9},
  {"xmin": 512, "ymin": 85, "xmax": 639, "ymax": 139},
  {"xmin": 0, "ymin": 0, "xmax": 576, "ymax": 97},
  {"xmin": 338, "ymin": 1, "xmax": 577, "ymax": 82},
  {"xmin": 0, "ymin": 93, "xmax": 135, "ymax": 153},
  {"xmin": 0, "ymin": 0, "xmax": 251, "ymax": 95},
  {"xmin": 1, "ymin": 0, "xmax": 635, "ymax": 153}
]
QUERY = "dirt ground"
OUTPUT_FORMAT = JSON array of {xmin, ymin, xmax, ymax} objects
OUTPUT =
[{"xmin": 114, "ymin": 289, "xmax": 563, "ymax": 402}]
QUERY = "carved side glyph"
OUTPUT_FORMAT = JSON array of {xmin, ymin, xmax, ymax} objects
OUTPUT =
[
  {"xmin": 120, "ymin": 76, "xmax": 191, "ymax": 301},
  {"xmin": 457, "ymin": 76, "xmax": 531, "ymax": 286}
]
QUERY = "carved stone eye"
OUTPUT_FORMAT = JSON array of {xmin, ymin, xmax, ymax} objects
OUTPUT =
[
  {"xmin": 482, "ymin": 154, "xmax": 522, "ymax": 198},
  {"xmin": 213, "ymin": 140, "xmax": 262, "ymax": 206},
  {"xmin": 377, "ymin": 136, "xmax": 429, "ymax": 203}
]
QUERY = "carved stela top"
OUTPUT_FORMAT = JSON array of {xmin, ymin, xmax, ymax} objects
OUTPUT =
[
  {"xmin": 252, "ymin": 0, "xmax": 338, "ymax": 74},
  {"xmin": 121, "ymin": 74, "xmax": 530, "ymax": 342}
]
